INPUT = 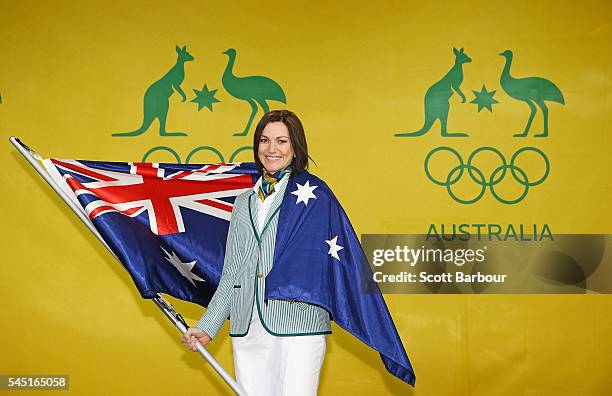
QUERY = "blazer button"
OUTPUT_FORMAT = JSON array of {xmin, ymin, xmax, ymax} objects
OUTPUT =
[{"xmin": 257, "ymin": 272, "xmax": 263, "ymax": 278}]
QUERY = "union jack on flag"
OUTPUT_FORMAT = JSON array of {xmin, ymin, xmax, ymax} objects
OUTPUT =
[{"xmin": 43, "ymin": 159, "xmax": 258, "ymax": 306}]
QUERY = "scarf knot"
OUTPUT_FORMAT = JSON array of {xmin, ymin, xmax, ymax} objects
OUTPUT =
[{"xmin": 258, "ymin": 167, "xmax": 291, "ymax": 202}]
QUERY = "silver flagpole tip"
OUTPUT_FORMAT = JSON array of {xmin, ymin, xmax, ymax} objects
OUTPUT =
[{"xmin": 10, "ymin": 137, "xmax": 43, "ymax": 160}]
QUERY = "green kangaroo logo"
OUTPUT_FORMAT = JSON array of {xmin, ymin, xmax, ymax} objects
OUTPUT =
[
  {"xmin": 222, "ymin": 48, "xmax": 287, "ymax": 136},
  {"xmin": 113, "ymin": 45, "xmax": 194, "ymax": 137},
  {"xmin": 396, "ymin": 47, "xmax": 472, "ymax": 138},
  {"xmin": 499, "ymin": 50, "xmax": 565, "ymax": 137}
]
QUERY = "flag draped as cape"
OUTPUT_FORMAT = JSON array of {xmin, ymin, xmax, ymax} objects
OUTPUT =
[{"xmin": 267, "ymin": 170, "xmax": 416, "ymax": 386}]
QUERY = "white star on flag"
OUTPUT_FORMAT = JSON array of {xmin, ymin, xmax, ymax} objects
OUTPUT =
[
  {"xmin": 291, "ymin": 180, "xmax": 318, "ymax": 206},
  {"xmin": 325, "ymin": 236, "xmax": 344, "ymax": 261},
  {"xmin": 161, "ymin": 247, "xmax": 205, "ymax": 286}
]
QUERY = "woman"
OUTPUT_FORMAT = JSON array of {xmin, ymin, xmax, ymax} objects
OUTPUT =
[{"xmin": 181, "ymin": 110, "xmax": 331, "ymax": 396}]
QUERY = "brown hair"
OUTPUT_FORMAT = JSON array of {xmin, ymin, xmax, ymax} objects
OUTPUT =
[{"xmin": 253, "ymin": 110, "xmax": 313, "ymax": 173}]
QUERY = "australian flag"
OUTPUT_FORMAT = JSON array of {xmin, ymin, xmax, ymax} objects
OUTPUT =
[
  {"xmin": 43, "ymin": 159, "xmax": 416, "ymax": 386},
  {"xmin": 43, "ymin": 159, "xmax": 259, "ymax": 306}
]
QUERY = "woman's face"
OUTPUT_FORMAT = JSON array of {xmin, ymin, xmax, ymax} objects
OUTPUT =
[{"xmin": 258, "ymin": 121, "xmax": 294, "ymax": 173}]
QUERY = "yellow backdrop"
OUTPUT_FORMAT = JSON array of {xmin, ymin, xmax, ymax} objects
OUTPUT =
[{"xmin": 1, "ymin": 1, "xmax": 611, "ymax": 395}]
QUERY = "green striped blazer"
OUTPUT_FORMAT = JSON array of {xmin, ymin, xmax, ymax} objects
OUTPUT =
[{"xmin": 195, "ymin": 176, "xmax": 332, "ymax": 338}]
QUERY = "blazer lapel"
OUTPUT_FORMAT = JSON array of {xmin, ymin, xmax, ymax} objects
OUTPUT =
[
  {"xmin": 247, "ymin": 191, "xmax": 261, "ymax": 243},
  {"xmin": 247, "ymin": 177, "xmax": 288, "ymax": 242}
]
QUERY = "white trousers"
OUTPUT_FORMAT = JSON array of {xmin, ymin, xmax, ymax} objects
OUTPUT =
[{"xmin": 231, "ymin": 308, "xmax": 326, "ymax": 396}]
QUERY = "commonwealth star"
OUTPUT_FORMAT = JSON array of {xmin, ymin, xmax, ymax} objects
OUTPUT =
[
  {"xmin": 291, "ymin": 180, "xmax": 318, "ymax": 206},
  {"xmin": 161, "ymin": 247, "xmax": 205, "ymax": 286},
  {"xmin": 325, "ymin": 236, "xmax": 344, "ymax": 261}
]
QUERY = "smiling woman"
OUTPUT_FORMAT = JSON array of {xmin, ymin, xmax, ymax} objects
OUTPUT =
[
  {"xmin": 257, "ymin": 121, "xmax": 294, "ymax": 172},
  {"xmin": 253, "ymin": 110, "xmax": 312, "ymax": 174},
  {"xmin": 181, "ymin": 110, "xmax": 334, "ymax": 396}
]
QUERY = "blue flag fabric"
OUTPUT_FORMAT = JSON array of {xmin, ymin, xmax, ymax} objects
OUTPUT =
[
  {"xmin": 44, "ymin": 159, "xmax": 259, "ymax": 307},
  {"xmin": 44, "ymin": 159, "xmax": 415, "ymax": 386},
  {"xmin": 266, "ymin": 170, "xmax": 416, "ymax": 386}
]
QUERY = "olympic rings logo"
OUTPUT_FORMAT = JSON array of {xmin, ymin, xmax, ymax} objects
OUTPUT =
[
  {"xmin": 424, "ymin": 146, "xmax": 550, "ymax": 204},
  {"xmin": 141, "ymin": 145, "xmax": 252, "ymax": 164}
]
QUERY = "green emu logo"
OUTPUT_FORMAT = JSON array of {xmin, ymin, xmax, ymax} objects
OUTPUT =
[
  {"xmin": 499, "ymin": 50, "xmax": 565, "ymax": 137},
  {"xmin": 221, "ymin": 48, "xmax": 286, "ymax": 136}
]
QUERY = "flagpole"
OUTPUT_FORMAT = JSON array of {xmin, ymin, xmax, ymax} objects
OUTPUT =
[{"xmin": 10, "ymin": 136, "xmax": 247, "ymax": 396}]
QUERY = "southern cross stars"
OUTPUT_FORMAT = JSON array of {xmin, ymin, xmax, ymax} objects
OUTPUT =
[
  {"xmin": 470, "ymin": 85, "xmax": 499, "ymax": 112},
  {"xmin": 291, "ymin": 180, "xmax": 318, "ymax": 206},
  {"xmin": 325, "ymin": 236, "xmax": 344, "ymax": 261},
  {"xmin": 161, "ymin": 247, "xmax": 205, "ymax": 286},
  {"xmin": 191, "ymin": 84, "xmax": 220, "ymax": 111}
]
